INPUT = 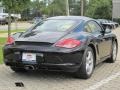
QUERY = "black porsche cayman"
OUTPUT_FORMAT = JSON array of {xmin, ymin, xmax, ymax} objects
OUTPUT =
[{"xmin": 3, "ymin": 16, "xmax": 118, "ymax": 79}]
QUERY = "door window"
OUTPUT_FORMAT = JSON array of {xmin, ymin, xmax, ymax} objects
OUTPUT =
[{"xmin": 84, "ymin": 21, "xmax": 102, "ymax": 34}]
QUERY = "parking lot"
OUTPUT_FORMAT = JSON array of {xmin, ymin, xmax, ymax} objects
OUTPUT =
[{"xmin": 0, "ymin": 27, "xmax": 120, "ymax": 90}]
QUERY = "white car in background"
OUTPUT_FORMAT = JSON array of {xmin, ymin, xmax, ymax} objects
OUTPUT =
[
  {"xmin": 0, "ymin": 15, "xmax": 8, "ymax": 25},
  {"xmin": 0, "ymin": 13, "xmax": 21, "ymax": 25}
]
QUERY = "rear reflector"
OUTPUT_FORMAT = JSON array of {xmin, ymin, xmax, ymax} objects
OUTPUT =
[
  {"xmin": 55, "ymin": 38, "xmax": 81, "ymax": 48},
  {"xmin": 7, "ymin": 36, "xmax": 14, "ymax": 45}
]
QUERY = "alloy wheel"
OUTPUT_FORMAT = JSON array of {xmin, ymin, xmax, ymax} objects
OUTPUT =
[{"xmin": 86, "ymin": 51, "xmax": 94, "ymax": 75}]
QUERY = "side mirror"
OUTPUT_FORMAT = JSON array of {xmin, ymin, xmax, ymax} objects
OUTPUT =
[{"xmin": 12, "ymin": 32, "xmax": 23, "ymax": 38}]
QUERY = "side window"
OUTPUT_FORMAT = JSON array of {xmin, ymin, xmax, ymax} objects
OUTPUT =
[
  {"xmin": 84, "ymin": 24, "xmax": 92, "ymax": 33},
  {"xmin": 88, "ymin": 21, "xmax": 102, "ymax": 33}
]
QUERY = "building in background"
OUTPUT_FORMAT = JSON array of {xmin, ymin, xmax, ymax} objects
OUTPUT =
[
  {"xmin": 112, "ymin": 0, "xmax": 120, "ymax": 18},
  {"xmin": 0, "ymin": 2, "xmax": 5, "ymax": 13},
  {"xmin": 0, "ymin": 6, "xmax": 5, "ymax": 13}
]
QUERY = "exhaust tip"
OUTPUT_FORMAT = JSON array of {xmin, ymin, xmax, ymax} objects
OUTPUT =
[{"xmin": 24, "ymin": 65, "xmax": 35, "ymax": 70}]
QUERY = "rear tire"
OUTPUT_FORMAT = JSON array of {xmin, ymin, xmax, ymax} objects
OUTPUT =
[
  {"xmin": 74, "ymin": 47, "xmax": 95, "ymax": 79},
  {"xmin": 10, "ymin": 66, "xmax": 26, "ymax": 72}
]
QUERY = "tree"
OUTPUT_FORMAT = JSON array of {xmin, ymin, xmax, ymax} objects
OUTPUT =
[
  {"xmin": 14, "ymin": 0, "xmax": 31, "ymax": 30},
  {"xmin": 31, "ymin": 0, "xmax": 88, "ymax": 17},
  {"xmin": 85, "ymin": 0, "xmax": 112, "ymax": 19},
  {"xmin": 69, "ymin": 0, "xmax": 81, "ymax": 15},
  {"xmin": 41, "ymin": 0, "xmax": 66, "ymax": 16},
  {"xmin": 30, "ymin": 0, "xmax": 43, "ymax": 17},
  {"xmin": 1, "ymin": 0, "xmax": 30, "ymax": 37}
]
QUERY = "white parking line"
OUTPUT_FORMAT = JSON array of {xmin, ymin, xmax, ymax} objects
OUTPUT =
[{"xmin": 85, "ymin": 71, "xmax": 120, "ymax": 90}]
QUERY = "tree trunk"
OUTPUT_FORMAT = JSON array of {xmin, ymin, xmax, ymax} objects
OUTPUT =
[
  {"xmin": 8, "ymin": 12, "xmax": 11, "ymax": 37},
  {"xmin": 15, "ymin": 18, "xmax": 18, "ymax": 31},
  {"xmin": 66, "ymin": 0, "xmax": 70, "ymax": 16},
  {"xmin": 81, "ymin": 0, "xmax": 84, "ymax": 16}
]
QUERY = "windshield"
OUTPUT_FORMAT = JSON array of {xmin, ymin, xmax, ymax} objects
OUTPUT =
[{"xmin": 32, "ymin": 19, "xmax": 79, "ymax": 32}]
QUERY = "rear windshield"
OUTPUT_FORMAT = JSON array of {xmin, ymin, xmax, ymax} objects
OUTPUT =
[{"xmin": 31, "ymin": 19, "xmax": 79, "ymax": 32}]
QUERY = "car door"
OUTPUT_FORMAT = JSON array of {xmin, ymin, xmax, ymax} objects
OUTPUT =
[{"xmin": 88, "ymin": 21, "xmax": 112, "ymax": 59}]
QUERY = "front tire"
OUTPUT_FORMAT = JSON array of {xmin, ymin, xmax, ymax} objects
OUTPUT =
[
  {"xmin": 107, "ymin": 41, "xmax": 117, "ymax": 63},
  {"xmin": 74, "ymin": 47, "xmax": 95, "ymax": 79}
]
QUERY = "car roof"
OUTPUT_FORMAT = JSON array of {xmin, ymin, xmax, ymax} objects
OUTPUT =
[{"xmin": 47, "ymin": 16, "xmax": 93, "ymax": 21}]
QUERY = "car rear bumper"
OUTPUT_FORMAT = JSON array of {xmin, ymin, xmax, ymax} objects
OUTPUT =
[
  {"xmin": 5, "ymin": 61, "xmax": 81, "ymax": 72},
  {"xmin": 3, "ymin": 45, "xmax": 84, "ymax": 72}
]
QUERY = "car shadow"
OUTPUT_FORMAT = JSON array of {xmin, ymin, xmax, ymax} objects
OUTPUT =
[
  {"xmin": 11, "ymin": 70, "xmax": 76, "ymax": 80},
  {"xmin": 9, "ymin": 61, "xmax": 116, "ymax": 81}
]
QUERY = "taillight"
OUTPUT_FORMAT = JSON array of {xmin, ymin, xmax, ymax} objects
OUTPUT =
[
  {"xmin": 7, "ymin": 36, "xmax": 14, "ymax": 45},
  {"xmin": 55, "ymin": 38, "xmax": 81, "ymax": 48}
]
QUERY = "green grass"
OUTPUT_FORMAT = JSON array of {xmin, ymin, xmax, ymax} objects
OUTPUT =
[
  {"xmin": 0, "ymin": 38, "xmax": 7, "ymax": 45},
  {"xmin": 0, "ymin": 29, "xmax": 25, "ymax": 33},
  {"xmin": 0, "ymin": 46, "xmax": 3, "ymax": 64},
  {"xmin": 0, "ymin": 38, "xmax": 6, "ymax": 64}
]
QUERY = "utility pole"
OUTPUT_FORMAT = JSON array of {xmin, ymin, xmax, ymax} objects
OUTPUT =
[
  {"xmin": 81, "ymin": 0, "xmax": 84, "ymax": 16},
  {"xmin": 66, "ymin": 0, "xmax": 70, "ymax": 16}
]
